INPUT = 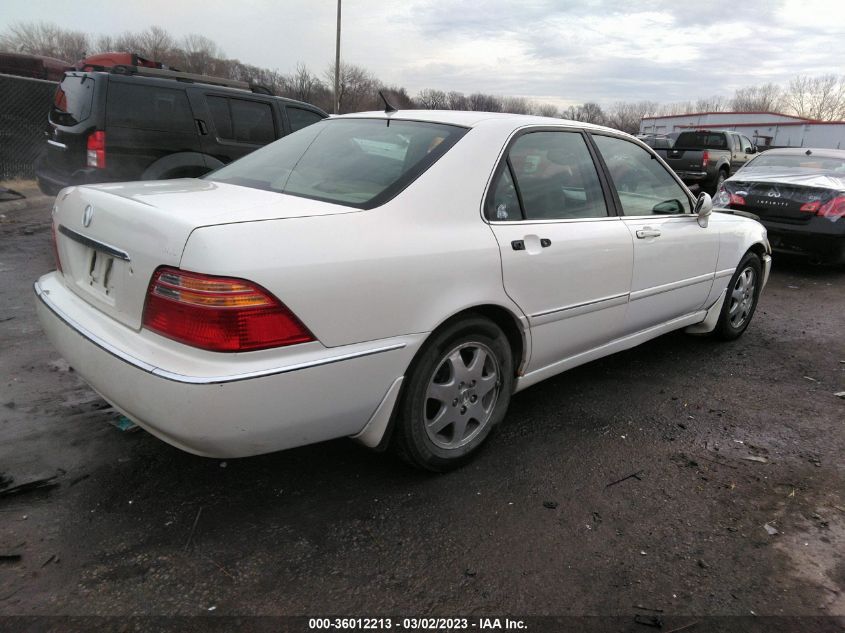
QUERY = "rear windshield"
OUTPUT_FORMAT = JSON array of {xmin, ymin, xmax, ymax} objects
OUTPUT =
[
  {"xmin": 675, "ymin": 131, "xmax": 728, "ymax": 150},
  {"xmin": 207, "ymin": 118, "xmax": 467, "ymax": 209},
  {"xmin": 50, "ymin": 75, "xmax": 94, "ymax": 126},
  {"xmin": 743, "ymin": 153, "xmax": 845, "ymax": 174}
]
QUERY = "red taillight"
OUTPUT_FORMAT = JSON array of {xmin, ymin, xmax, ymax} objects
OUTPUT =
[
  {"xmin": 142, "ymin": 268, "xmax": 315, "ymax": 352},
  {"xmin": 729, "ymin": 193, "xmax": 746, "ymax": 206},
  {"xmin": 86, "ymin": 131, "xmax": 106, "ymax": 169},
  {"xmin": 51, "ymin": 220, "xmax": 63, "ymax": 273},
  {"xmin": 701, "ymin": 150, "xmax": 710, "ymax": 170},
  {"xmin": 800, "ymin": 201, "xmax": 820, "ymax": 213},
  {"xmin": 816, "ymin": 196, "xmax": 845, "ymax": 219}
]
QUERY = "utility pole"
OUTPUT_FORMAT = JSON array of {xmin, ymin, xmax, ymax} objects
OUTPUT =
[{"xmin": 334, "ymin": 0, "xmax": 341, "ymax": 114}]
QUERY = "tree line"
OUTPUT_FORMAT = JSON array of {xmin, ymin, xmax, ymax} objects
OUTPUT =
[{"xmin": 3, "ymin": 21, "xmax": 845, "ymax": 134}]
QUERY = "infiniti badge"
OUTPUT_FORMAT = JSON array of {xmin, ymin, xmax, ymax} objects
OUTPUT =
[
  {"xmin": 767, "ymin": 190, "xmax": 781, "ymax": 198},
  {"xmin": 83, "ymin": 204, "xmax": 94, "ymax": 227}
]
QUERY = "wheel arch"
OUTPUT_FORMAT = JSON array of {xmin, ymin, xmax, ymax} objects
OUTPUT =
[
  {"xmin": 366, "ymin": 303, "xmax": 528, "ymax": 453},
  {"xmin": 141, "ymin": 152, "xmax": 223, "ymax": 180},
  {"xmin": 429, "ymin": 304, "xmax": 528, "ymax": 379}
]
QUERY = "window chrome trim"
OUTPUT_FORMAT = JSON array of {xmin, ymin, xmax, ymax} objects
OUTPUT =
[
  {"xmin": 58, "ymin": 225, "xmax": 131, "ymax": 262},
  {"xmin": 629, "ymin": 272, "xmax": 715, "ymax": 302},
  {"xmin": 489, "ymin": 216, "xmax": 623, "ymax": 226},
  {"xmin": 34, "ymin": 281, "xmax": 405, "ymax": 385}
]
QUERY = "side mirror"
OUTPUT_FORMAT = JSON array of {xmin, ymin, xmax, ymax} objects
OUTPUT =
[
  {"xmin": 745, "ymin": 146, "xmax": 756, "ymax": 154},
  {"xmin": 694, "ymin": 192, "xmax": 713, "ymax": 228}
]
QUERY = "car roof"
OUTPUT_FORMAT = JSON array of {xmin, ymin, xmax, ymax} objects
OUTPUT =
[
  {"xmin": 756, "ymin": 147, "xmax": 845, "ymax": 159},
  {"xmin": 333, "ymin": 109, "xmax": 631, "ymax": 136}
]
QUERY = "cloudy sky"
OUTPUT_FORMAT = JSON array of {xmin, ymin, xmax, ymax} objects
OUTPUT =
[{"xmin": 4, "ymin": 0, "xmax": 845, "ymax": 107}]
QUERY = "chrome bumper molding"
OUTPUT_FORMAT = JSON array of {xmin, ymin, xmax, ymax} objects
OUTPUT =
[{"xmin": 35, "ymin": 281, "xmax": 404, "ymax": 385}]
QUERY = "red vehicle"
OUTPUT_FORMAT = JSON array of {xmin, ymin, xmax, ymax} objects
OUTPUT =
[
  {"xmin": 75, "ymin": 52, "xmax": 176, "ymax": 72},
  {"xmin": 0, "ymin": 52, "xmax": 70, "ymax": 81}
]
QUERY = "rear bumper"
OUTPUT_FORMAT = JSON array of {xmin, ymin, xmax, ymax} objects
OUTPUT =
[
  {"xmin": 761, "ymin": 219, "xmax": 845, "ymax": 264},
  {"xmin": 675, "ymin": 170, "xmax": 709, "ymax": 183},
  {"xmin": 35, "ymin": 162, "xmax": 118, "ymax": 197},
  {"xmin": 35, "ymin": 272, "xmax": 422, "ymax": 458}
]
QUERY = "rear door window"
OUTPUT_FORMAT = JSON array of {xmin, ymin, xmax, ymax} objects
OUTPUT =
[
  {"xmin": 487, "ymin": 131, "xmax": 609, "ymax": 221},
  {"xmin": 230, "ymin": 99, "xmax": 275, "ymax": 143},
  {"xmin": 206, "ymin": 96, "xmax": 276, "ymax": 144},
  {"xmin": 287, "ymin": 107, "xmax": 324, "ymax": 132},
  {"xmin": 106, "ymin": 82, "xmax": 193, "ymax": 132},
  {"xmin": 50, "ymin": 75, "xmax": 95, "ymax": 125},
  {"xmin": 207, "ymin": 95, "xmax": 233, "ymax": 139}
]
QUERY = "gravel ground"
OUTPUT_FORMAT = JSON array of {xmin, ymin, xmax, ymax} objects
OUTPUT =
[{"xmin": 0, "ymin": 188, "xmax": 843, "ymax": 630}]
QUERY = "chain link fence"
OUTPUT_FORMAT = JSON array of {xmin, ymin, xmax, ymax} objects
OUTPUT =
[{"xmin": 0, "ymin": 73, "xmax": 57, "ymax": 180}]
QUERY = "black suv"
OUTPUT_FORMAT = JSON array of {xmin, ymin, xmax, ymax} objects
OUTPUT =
[{"xmin": 36, "ymin": 67, "xmax": 327, "ymax": 195}]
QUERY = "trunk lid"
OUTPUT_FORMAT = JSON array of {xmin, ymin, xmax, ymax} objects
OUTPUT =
[
  {"xmin": 53, "ymin": 179, "xmax": 354, "ymax": 330},
  {"xmin": 725, "ymin": 178, "xmax": 837, "ymax": 224}
]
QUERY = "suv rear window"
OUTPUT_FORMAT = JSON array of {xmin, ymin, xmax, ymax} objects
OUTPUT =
[
  {"xmin": 50, "ymin": 75, "xmax": 95, "ymax": 126},
  {"xmin": 208, "ymin": 118, "xmax": 467, "ymax": 209},
  {"xmin": 675, "ymin": 131, "xmax": 728, "ymax": 150},
  {"xmin": 106, "ymin": 82, "xmax": 193, "ymax": 132}
]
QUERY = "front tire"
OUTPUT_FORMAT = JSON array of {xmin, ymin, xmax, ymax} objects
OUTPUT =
[
  {"xmin": 392, "ymin": 316, "xmax": 514, "ymax": 471},
  {"xmin": 714, "ymin": 252, "xmax": 762, "ymax": 340}
]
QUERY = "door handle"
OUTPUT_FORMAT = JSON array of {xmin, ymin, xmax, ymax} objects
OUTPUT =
[
  {"xmin": 195, "ymin": 119, "xmax": 208, "ymax": 135},
  {"xmin": 636, "ymin": 228, "xmax": 661, "ymax": 239}
]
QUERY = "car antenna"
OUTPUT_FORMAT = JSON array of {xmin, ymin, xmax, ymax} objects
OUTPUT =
[{"xmin": 379, "ymin": 90, "xmax": 398, "ymax": 114}]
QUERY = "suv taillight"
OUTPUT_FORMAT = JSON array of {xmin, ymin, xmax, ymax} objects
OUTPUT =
[
  {"xmin": 86, "ymin": 131, "xmax": 106, "ymax": 168},
  {"xmin": 701, "ymin": 150, "xmax": 710, "ymax": 170},
  {"xmin": 142, "ymin": 267, "xmax": 315, "ymax": 352}
]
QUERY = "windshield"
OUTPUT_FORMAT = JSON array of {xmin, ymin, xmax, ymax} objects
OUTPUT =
[
  {"xmin": 742, "ymin": 153, "xmax": 845, "ymax": 174},
  {"xmin": 50, "ymin": 74, "xmax": 95, "ymax": 126},
  {"xmin": 207, "ymin": 118, "xmax": 467, "ymax": 209}
]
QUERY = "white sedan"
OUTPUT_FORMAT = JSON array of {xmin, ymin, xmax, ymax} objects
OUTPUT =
[{"xmin": 36, "ymin": 111, "xmax": 771, "ymax": 470}]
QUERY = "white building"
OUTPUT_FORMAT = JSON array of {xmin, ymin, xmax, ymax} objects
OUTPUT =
[{"xmin": 639, "ymin": 111, "xmax": 845, "ymax": 150}]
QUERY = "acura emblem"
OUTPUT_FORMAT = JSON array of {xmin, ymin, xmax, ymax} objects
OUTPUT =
[
  {"xmin": 83, "ymin": 205, "xmax": 94, "ymax": 227},
  {"xmin": 767, "ymin": 191, "xmax": 781, "ymax": 198}
]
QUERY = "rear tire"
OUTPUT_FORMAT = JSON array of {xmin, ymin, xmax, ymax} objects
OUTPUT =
[
  {"xmin": 713, "ymin": 252, "xmax": 762, "ymax": 340},
  {"xmin": 391, "ymin": 316, "xmax": 514, "ymax": 472},
  {"xmin": 709, "ymin": 169, "xmax": 727, "ymax": 195}
]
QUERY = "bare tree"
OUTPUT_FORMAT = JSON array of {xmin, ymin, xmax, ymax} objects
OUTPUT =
[
  {"xmin": 415, "ymin": 88, "xmax": 449, "ymax": 109},
  {"xmin": 466, "ymin": 92, "xmax": 502, "ymax": 112},
  {"xmin": 0, "ymin": 21, "xmax": 88, "ymax": 62},
  {"xmin": 562, "ymin": 102, "xmax": 606, "ymax": 125},
  {"xmin": 286, "ymin": 62, "xmax": 321, "ymax": 103},
  {"xmin": 785, "ymin": 74, "xmax": 845, "ymax": 120},
  {"xmin": 446, "ymin": 91, "xmax": 468, "ymax": 110},
  {"xmin": 181, "ymin": 33, "xmax": 222, "ymax": 75},
  {"xmin": 324, "ymin": 62, "xmax": 379, "ymax": 113},
  {"xmin": 730, "ymin": 83, "xmax": 783, "ymax": 112},
  {"xmin": 694, "ymin": 95, "xmax": 728, "ymax": 112},
  {"xmin": 532, "ymin": 103, "xmax": 560, "ymax": 118},
  {"xmin": 604, "ymin": 101, "xmax": 659, "ymax": 134},
  {"xmin": 501, "ymin": 96, "xmax": 531, "ymax": 115}
]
